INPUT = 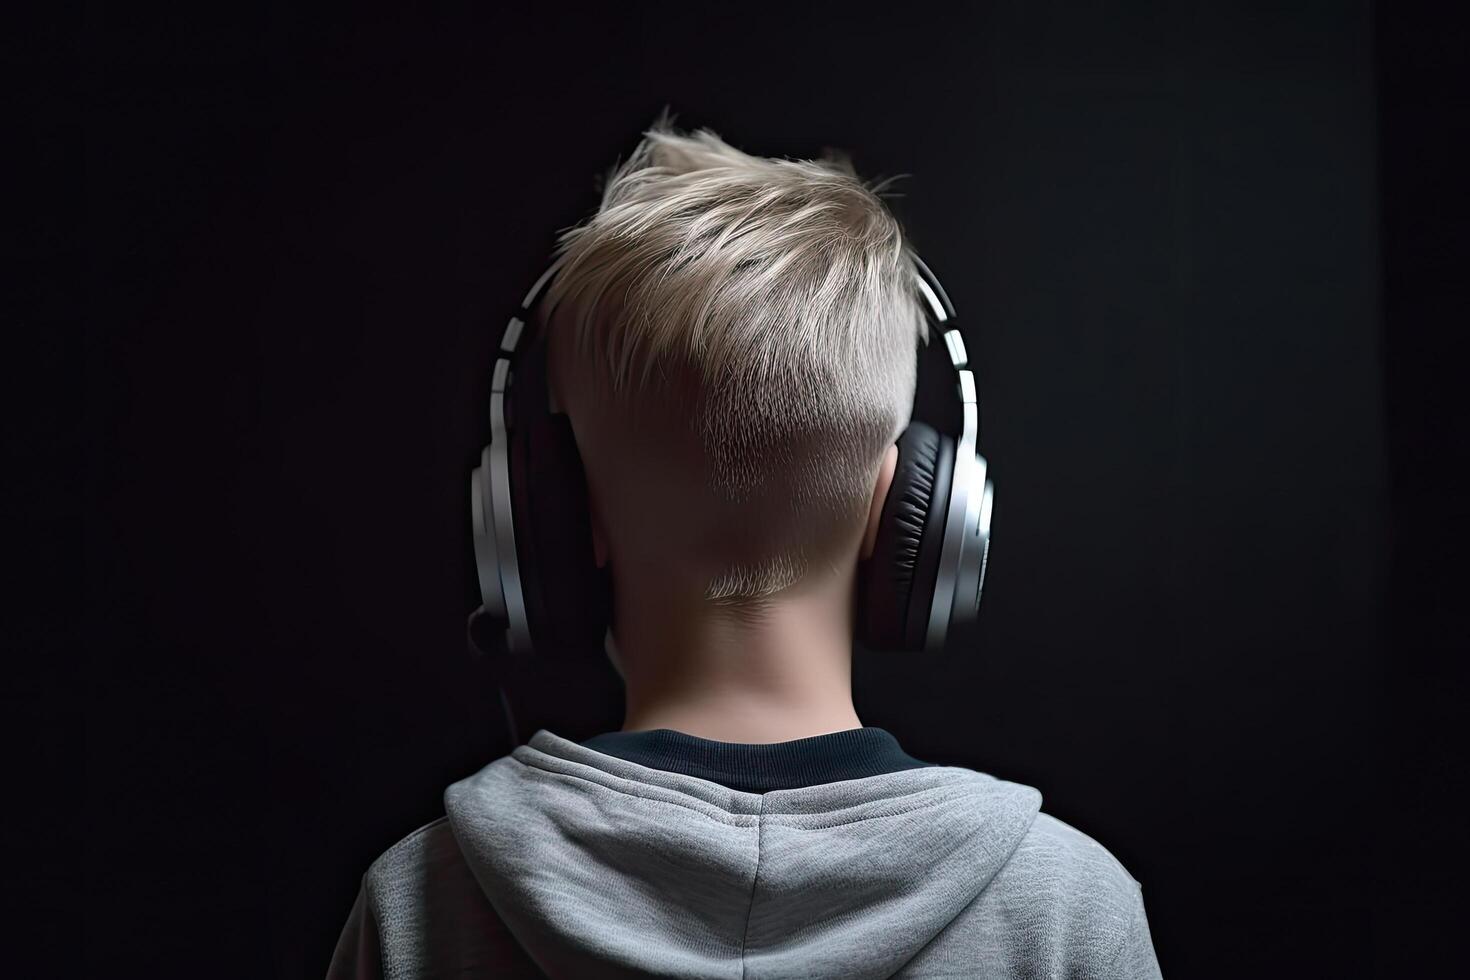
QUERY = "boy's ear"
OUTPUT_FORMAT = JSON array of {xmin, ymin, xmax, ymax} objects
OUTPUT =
[{"xmin": 861, "ymin": 443, "xmax": 899, "ymax": 561}]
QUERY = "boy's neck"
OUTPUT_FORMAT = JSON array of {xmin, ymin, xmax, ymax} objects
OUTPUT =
[{"xmin": 608, "ymin": 570, "xmax": 864, "ymax": 745}]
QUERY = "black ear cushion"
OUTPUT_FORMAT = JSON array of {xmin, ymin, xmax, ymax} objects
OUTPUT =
[
  {"xmin": 507, "ymin": 338, "xmax": 612, "ymax": 658},
  {"xmin": 857, "ymin": 422, "xmax": 955, "ymax": 652}
]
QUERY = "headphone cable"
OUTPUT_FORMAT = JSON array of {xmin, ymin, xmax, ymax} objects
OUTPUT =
[{"xmin": 466, "ymin": 604, "xmax": 522, "ymax": 748}]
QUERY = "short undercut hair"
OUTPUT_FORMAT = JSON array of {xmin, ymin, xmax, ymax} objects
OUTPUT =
[{"xmin": 540, "ymin": 110, "xmax": 930, "ymax": 607}]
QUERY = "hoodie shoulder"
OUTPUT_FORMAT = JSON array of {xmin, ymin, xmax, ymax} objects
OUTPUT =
[
  {"xmin": 1014, "ymin": 811, "xmax": 1143, "ymax": 896},
  {"xmin": 357, "ymin": 817, "xmax": 544, "ymax": 979},
  {"xmin": 362, "ymin": 817, "xmax": 460, "ymax": 896},
  {"xmin": 360, "ymin": 817, "xmax": 489, "ymax": 943},
  {"xmin": 981, "ymin": 811, "xmax": 1158, "ymax": 978}
]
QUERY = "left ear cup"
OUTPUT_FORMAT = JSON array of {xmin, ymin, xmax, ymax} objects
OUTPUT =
[
  {"xmin": 506, "ymin": 336, "xmax": 612, "ymax": 658},
  {"xmin": 856, "ymin": 422, "xmax": 956, "ymax": 653}
]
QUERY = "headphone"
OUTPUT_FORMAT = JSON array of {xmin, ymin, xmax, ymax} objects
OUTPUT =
[{"xmin": 467, "ymin": 248, "xmax": 993, "ymax": 744}]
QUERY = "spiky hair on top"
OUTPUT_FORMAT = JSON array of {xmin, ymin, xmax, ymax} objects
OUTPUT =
[{"xmin": 539, "ymin": 109, "xmax": 931, "ymax": 607}]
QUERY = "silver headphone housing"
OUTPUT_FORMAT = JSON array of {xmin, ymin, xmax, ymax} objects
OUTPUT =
[{"xmin": 910, "ymin": 254, "xmax": 993, "ymax": 651}]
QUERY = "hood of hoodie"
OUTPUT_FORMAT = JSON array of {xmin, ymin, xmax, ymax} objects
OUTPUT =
[{"xmin": 443, "ymin": 728, "xmax": 1043, "ymax": 980}]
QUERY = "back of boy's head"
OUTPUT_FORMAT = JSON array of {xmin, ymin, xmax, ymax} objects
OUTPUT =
[{"xmin": 540, "ymin": 111, "xmax": 930, "ymax": 613}]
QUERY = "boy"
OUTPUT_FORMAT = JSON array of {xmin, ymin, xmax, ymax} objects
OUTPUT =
[{"xmin": 328, "ymin": 114, "xmax": 1162, "ymax": 979}]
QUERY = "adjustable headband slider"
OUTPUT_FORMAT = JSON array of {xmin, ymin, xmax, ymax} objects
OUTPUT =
[
  {"xmin": 942, "ymin": 328, "xmax": 968, "ymax": 369},
  {"xmin": 491, "ymin": 358, "xmax": 511, "ymax": 393},
  {"xmin": 957, "ymin": 369, "xmax": 976, "ymax": 405},
  {"xmin": 502, "ymin": 316, "xmax": 526, "ymax": 353}
]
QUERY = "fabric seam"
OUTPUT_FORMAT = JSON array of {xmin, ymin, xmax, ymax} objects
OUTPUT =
[
  {"xmin": 738, "ymin": 793, "xmax": 765, "ymax": 980},
  {"xmin": 512, "ymin": 751, "xmax": 970, "ymax": 825},
  {"xmin": 366, "ymin": 816, "xmax": 446, "ymax": 875},
  {"xmin": 369, "ymin": 816, "xmax": 450, "ymax": 871}
]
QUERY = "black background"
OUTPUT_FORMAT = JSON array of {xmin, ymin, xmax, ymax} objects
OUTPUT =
[{"xmin": 25, "ymin": 0, "xmax": 1465, "ymax": 976}]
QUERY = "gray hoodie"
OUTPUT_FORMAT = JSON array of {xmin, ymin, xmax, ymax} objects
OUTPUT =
[{"xmin": 327, "ymin": 728, "xmax": 1162, "ymax": 978}]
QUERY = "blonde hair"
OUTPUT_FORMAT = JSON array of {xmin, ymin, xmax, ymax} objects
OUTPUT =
[{"xmin": 540, "ymin": 109, "xmax": 930, "ymax": 607}]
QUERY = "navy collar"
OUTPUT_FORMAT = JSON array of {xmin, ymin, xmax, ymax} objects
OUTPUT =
[{"xmin": 579, "ymin": 725, "xmax": 936, "ymax": 793}]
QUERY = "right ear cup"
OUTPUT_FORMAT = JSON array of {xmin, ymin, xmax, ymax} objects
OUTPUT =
[{"xmin": 856, "ymin": 422, "xmax": 956, "ymax": 652}]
